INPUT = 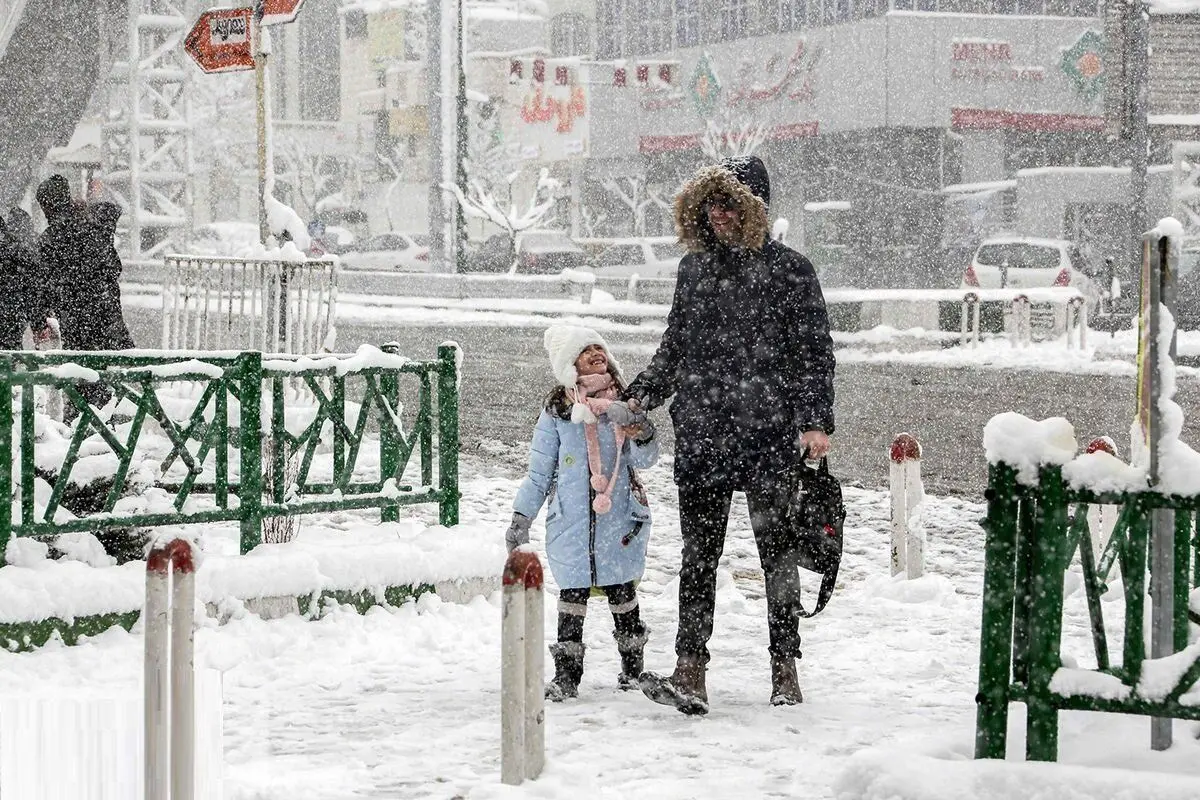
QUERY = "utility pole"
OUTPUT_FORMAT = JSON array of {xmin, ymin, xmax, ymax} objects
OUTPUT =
[
  {"xmin": 254, "ymin": 0, "xmax": 271, "ymax": 245},
  {"xmin": 455, "ymin": 0, "xmax": 468, "ymax": 273},
  {"xmin": 1127, "ymin": 0, "xmax": 1150, "ymax": 282},
  {"xmin": 427, "ymin": 0, "xmax": 461, "ymax": 274}
]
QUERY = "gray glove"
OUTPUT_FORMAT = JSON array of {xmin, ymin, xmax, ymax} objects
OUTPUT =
[
  {"xmin": 604, "ymin": 401, "xmax": 648, "ymax": 427},
  {"xmin": 630, "ymin": 417, "xmax": 656, "ymax": 443},
  {"xmin": 505, "ymin": 512, "xmax": 531, "ymax": 553}
]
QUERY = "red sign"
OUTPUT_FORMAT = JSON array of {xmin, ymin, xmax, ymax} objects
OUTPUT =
[
  {"xmin": 261, "ymin": 0, "xmax": 304, "ymax": 26},
  {"xmin": 184, "ymin": 8, "xmax": 255, "ymax": 74}
]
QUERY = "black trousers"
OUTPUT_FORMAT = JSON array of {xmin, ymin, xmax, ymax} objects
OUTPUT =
[
  {"xmin": 675, "ymin": 474, "xmax": 803, "ymax": 663},
  {"xmin": 557, "ymin": 581, "xmax": 644, "ymax": 643}
]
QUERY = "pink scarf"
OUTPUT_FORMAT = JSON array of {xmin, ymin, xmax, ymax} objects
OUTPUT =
[{"xmin": 571, "ymin": 373, "xmax": 625, "ymax": 515}]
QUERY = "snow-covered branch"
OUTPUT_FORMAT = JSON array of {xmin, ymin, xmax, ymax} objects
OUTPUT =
[{"xmin": 701, "ymin": 107, "xmax": 769, "ymax": 162}]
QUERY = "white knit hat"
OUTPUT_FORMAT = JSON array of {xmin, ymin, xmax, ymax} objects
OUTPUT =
[{"xmin": 543, "ymin": 324, "xmax": 622, "ymax": 387}]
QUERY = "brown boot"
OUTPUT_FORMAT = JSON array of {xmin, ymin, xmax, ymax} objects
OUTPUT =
[
  {"xmin": 770, "ymin": 654, "xmax": 803, "ymax": 706},
  {"xmin": 639, "ymin": 654, "xmax": 708, "ymax": 715}
]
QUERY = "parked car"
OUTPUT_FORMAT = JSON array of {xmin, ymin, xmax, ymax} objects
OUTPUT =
[
  {"xmin": 960, "ymin": 236, "xmax": 1102, "ymax": 306},
  {"xmin": 338, "ymin": 232, "xmax": 430, "ymax": 271},
  {"xmin": 185, "ymin": 221, "xmax": 262, "ymax": 257},
  {"xmin": 466, "ymin": 230, "xmax": 589, "ymax": 274},
  {"xmin": 1175, "ymin": 246, "xmax": 1200, "ymax": 331},
  {"xmin": 590, "ymin": 237, "xmax": 686, "ymax": 279}
]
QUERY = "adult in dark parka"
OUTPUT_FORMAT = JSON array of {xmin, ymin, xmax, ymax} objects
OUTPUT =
[
  {"xmin": 626, "ymin": 156, "xmax": 836, "ymax": 715},
  {"xmin": 0, "ymin": 208, "xmax": 48, "ymax": 349},
  {"xmin": 36, "ymin": 174, "xmax": 134, "ymax": 352}
]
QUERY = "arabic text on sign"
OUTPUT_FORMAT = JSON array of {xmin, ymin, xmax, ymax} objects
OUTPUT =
[{"xmin": 211, "ymin": 16, "xmax": 248, "ymax": 44}]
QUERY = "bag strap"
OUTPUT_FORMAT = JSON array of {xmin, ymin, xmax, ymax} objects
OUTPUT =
[{"xmin": 797, "ymin": 563, "xmax": 838, "ymax": 618}]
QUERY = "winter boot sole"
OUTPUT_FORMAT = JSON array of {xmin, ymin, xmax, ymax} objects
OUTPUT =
[{"xmin": 638, "ymin": 671, "xmax": 709, "ymax": 716}]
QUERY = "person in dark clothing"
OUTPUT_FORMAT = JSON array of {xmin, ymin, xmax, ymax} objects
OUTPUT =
[
  {"xmin": 36, "ymin": 174, "xmax": 134, "ymax": 353},
  {"xmin": 626, "ymin": 156, "xmax": 836, "ymax": 716},
  {"xmin": 0, "ymin": 208, "xmax": 49, "ymax": 349},
  {"xmin": 36, "ymin": 175, "xmax": 135, "ymax": 416}
]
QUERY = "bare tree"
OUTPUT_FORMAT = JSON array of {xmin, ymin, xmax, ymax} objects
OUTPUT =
[
  {"xmin": 273, "ymin": 132, "xmax": 346, "ymax": 220},
  {"xmin": 443, "ymin": 167, "xmax": 561, "ymax": 272},
  {"xmin": 700, "ymin": 105, "xmax": 768, "ymax": 163}
]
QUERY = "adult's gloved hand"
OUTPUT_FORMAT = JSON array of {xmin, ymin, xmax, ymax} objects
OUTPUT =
[
  {"xmin": 505, "ymin": 512, "xmax": 532, "ymax": 553},
  {"xmin": 624, "ymin": 417, "xmax": 656, "ymax": 444},
  {"xmin": 605, "ymin": 400, "xmax": 648, "ymax": 428}
]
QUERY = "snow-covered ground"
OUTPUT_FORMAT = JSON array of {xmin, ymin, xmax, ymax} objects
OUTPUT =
[{"xmin": 3, "ymin": 450, "xmax": 1200, "ymax": 798}]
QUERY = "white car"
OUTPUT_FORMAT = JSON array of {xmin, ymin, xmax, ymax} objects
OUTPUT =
[
  {"xmin": 590, "ymin": 237, "xmax": 686, "ymax": 279},
  {"xmin": 185, "ymin": 221, "xmax": 263, "ymax": 257},
  {"xmin": 338, "ymin": 232, "xmax": 431, "ymax": 271},
  {"xmin": 961, "ymin": 236, "xmax": 1101, "ymax": 305}
]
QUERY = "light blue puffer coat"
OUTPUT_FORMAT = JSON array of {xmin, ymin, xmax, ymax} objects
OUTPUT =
[{"xmin": 513, "ymin": 408, "xmax": 659, "ymax": 590}]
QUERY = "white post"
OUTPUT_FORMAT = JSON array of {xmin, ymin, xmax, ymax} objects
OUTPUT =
[
  {"xmin": 1085, "ymin": 438, "xmax": 1121, "ymax": 566},
  {"xmin": 145, "ymin": 538, "xmax": 197, "ymax": 800},
  {"xmin": 627, "ymin": 275, "xmax": 639, "ymax": 304},
  {"xmin": 501, "ymin": 549, "xmax": 545, "ymax": 785},
  {"xmin": 962, "ymin": 293, "xmax": 980, "ymax": 349},
  {"xmin": 1012, "ymin": 294, "xmax": 1031, "ymax": 348},
  {"xmin": 889, "ymin": 433, "xmax": 925, "ymax": 579}
]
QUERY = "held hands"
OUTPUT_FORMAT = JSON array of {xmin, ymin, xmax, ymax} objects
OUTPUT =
[
  {"xmin": 604, "ymin": 400, "xmax": 647, "ymax": 428},
  {"xmin": 621, "ymin": 417, "xmax": 656, "ymax": 443},
  {"xmin": 505, "ymin": 512, "xmax": 532, "ymax": 553},
  {"xmin": 799, "ymin": 430, "xmax": 832, "ymax": 460}
]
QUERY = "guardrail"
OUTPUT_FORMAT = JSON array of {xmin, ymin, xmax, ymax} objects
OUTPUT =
[
  {"xmin": 161, "ymin": 255, "xmax": 338, "ymax": 354},
  {"xmin": 0, "ymin": 344, "xmax": 460, "ymax": 563},
  {"xmin": 975, "ymin": 459, "xmax": 1200, "ymax": 762}
]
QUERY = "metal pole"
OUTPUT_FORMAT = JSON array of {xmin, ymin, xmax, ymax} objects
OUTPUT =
[
  {"xmin": 1149, "ymin": 234, "xmax": 1177, "ymax": 751},
  {"xmin": 170, "ymin": 548, "xmax": 196, "ymax": 800},
  {"xmin": 254, "ymin": 2, "xmax": 270, "ymax": 245},
  {"xmin": 427, "ymin": 0, "xmax": 445, "ymax": 272},
  {"xmin": 144, "ymin": 555, "xmax": 170, "ymax": 800},
  {"xmin": 455, "ymin": 0, "xmax": 468, "ymax": 273},
  {"xmin": 1128, "ymin": 0, "xmax": 1150, "ymax": 285}
]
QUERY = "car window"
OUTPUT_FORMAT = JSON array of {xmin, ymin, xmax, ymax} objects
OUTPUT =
[
  {"xmin": 651, "ymin": 242, "xmax": 685, "ymax": 261},
  {"xmin": 595, "ymin": 245, "xmax": 645, "ymax": 267},
  {"xmin": 975, "ymin": 243, "xmax": 1061, "ymax": 270},
  {"xmin": 410, "ymin": 234, "xmax": 430, "ymax": 247},
  {"xmin": 370, "ymin": 234, "xmax": 407, "ymax": 251}
]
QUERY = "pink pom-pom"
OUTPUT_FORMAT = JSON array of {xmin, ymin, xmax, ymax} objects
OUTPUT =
[
  {"xmin": 591, "ymin": 474, "xmax": 607, "ymax": 492},
  {"xmin": 593, "ymin": 494, "xmax": 612, "ymax": 514}
]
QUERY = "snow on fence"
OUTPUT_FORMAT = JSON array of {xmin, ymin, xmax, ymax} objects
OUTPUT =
[
  {"xmin": 500, "ymin": 548, "xmax": 545, "ymax": 786},
  {"xmin": 0, "ymin": 345, "xmax": 461, "ymax": 564},
  {"xmin": 161, "ymin": 255, "xmax": 338, "ymax": 355},
  {"xmin": 889, "ymin": 433, "xmax": 925, "ymax": 579}
]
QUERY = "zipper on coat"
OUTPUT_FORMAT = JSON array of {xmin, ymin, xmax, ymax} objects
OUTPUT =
[{"xmin": 588, "ymin": 485, "xmax": 598, "ymax": 586}]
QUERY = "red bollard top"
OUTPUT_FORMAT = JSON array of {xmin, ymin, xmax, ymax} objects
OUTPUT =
[
  {"xmin": 890, "ymin": 433, "xmax": 922, "ymax": 464},
  {"xmin": 146, "ymin": 538, "xmax": 196, "ymax": 575},
  {"xmin": 1086, "ymin": 437, "xmax": 1118, "ymax": 458},
  {"xmin": 503, "ymin": 549, "xmax": 544, "ymax": 590}
]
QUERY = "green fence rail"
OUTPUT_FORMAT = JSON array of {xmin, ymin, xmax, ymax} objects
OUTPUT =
[
  {"xmin": 975, "ymin": 462, "xmax": 1200, "ymax": 762},
  {"xmin": 0, "ymin": 344, "xmax": 460, "ymax": 564}
]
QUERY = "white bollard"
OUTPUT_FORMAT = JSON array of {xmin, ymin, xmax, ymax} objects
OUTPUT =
[
  {"xmin": 890, "ymin": 433, "xmax": 926, "ymax": 579},
  {"xmin": 1011, "ymin": 294, "xmax": 1031, "ymax": 348},
  {"xmin": 1067, "ymin": 297, "xmax": 1088, "ymax": 351},
  {"xmin": 1085, "ymin": 438, "xmax": 1120, "ymax": 564},
  {"xmin": 501, "ymin": 548, "xmax": 545, "ymax": 785},
  {"xmin": 145, "ymin": 538, "xmax": 197, "ymax": 800},
  {"xmin": 961, "ymin": 293, "xmax": 980, "ymax": 349}
]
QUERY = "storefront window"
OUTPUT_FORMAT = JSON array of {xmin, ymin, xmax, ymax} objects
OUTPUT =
[
  {"xmin": 551, "ymin": 13, "xmax": 591, "ymax": 57},
  {"xmin": 720, "ymin": 0, "xmax": 750, "ymax": 39},
  {"xmin": 775, "ymin": 0, "xmax": 806, "ymax": 31},
  {"xmin": 638, "ymin": 0, "xmax": 671, "ymax": 54},
  {"xmin": 676, "ymin": 0, "xmax": 701, "ymax": 47},
  {"xmin": 597, "ymin": 0, "xmax": 622, "ymax": 58}
]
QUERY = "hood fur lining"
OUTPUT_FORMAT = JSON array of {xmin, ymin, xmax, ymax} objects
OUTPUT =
[{"xmin": 673, "ymin": 165, "xmax": 771, "ymax": 253}]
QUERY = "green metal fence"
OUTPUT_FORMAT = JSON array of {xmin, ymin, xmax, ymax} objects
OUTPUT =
[
  {"xmin": 0, "ymin": 344, "xmax": 460, "ymax": 564},
  {"xmin": 975, "ymin": 462, "xmax": 1200, "ymax": 762}
]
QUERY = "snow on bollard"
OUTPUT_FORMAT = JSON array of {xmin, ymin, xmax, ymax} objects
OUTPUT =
[
  {"xmin": 890, "ymin": 433, "xmax": 926, "ymax": 579},
  {"xmin": 145, "ymin": 538, "xmax": 197, "ymax": 800},
  {"xmin": 501, "ymin": 547, "xmax": 545, "ymax": 785},
  {"xmin": 1068, "ymin": 296, "xmax": 1088, "ymax": 350},
  {"xmin": 1085, "ymin": 437, "xmax": 1121, "ymax": 564},
  {"xmin": 1011, "ymin": 294, "xmax": 1032, "ymax": 348}
]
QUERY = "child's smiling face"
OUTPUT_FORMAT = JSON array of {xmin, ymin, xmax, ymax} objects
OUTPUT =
[{"xmin": 575, "ymin": 344, "xmax": 608, "ymax": 377}]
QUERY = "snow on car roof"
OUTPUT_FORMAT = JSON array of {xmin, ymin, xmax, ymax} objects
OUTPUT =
[{"xmin": 977, "ymin": 236, "xmax": 1074, "ymax": 250}]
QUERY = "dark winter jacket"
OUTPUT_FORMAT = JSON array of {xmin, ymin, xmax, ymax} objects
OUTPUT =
[
  {"xmin": 0, "ymin": 209, "xmax": 47, "ymax": 349},
  {"xmin": 36, "ymin": 175, "xmax": 134, "ymax": 351},
  {"xmin": 625, "ymin": 156, "xmax": 836, "ymax": 488}
]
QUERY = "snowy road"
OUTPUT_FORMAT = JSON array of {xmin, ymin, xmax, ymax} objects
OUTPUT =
[
  {"xmin": 6, "ymin": 452, "xmax": 1200, "ymax": 798},
  {"xmin": 122, "ymin": 306, "xmax": 1200, "ymax": 499}
]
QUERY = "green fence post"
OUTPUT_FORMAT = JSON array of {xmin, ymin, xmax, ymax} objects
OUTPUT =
[
  {"xmin": 1175, "ymin": 510, "xmax": 1192, "ymax": 654},
  {"xmin": 437, "ymin": 343, "xmax": 459, "ymax": 527},
  {"xmin": 19, "ymin": 371, "xmax": 34, "ymax": 529},
  {"xmin": 0, "ymin": 357, "xmax": 13, "ymax": 563},
  {"xmin": 379, "ymin": 343, "xmax": 401, "ymax": 524},
  {"xmin": 1025, "ymin": 466, "xmax": 1069, "ymax": 763},
  {"xmin": 975, "ymin": 462, "xmax": 1020, "ymax": 760},
  {"xmin": 238, "ymin": 352, "xmax": 264, "ymax": 554},
  {"xmin": 1011, "ymin": 496, "xmax": 1036, "ymax": 687}
]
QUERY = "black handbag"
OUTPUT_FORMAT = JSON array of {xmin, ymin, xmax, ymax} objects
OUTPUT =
[{"xmin": 787, "ymin": 457, "xmax": 846, "ymax": 617}]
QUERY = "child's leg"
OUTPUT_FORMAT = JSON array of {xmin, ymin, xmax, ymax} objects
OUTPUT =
[
  {"xmin": 547, "ymin": 587, "xmax": 589, "ymax": 701},
  {"xmin": 603, "ymin": 581, "xmax": 648, "ymax": 688}
]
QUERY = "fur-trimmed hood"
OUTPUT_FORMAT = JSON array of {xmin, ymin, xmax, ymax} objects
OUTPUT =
[{"xmin": 674, "ymin": 156, "xmax": 772, "ymax": 253}]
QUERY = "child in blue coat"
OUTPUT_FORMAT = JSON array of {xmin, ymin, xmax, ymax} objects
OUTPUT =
[{"xmin": 507, "ymin": 324, "xmax": 659, "ymax": 700}]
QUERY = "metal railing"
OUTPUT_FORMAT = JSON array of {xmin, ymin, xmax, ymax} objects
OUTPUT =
[
  {"xmin": 0, "ymin": 344, "xmax": 460, "ymax": 563},
  {"xmin": 161, "ymin": 255, "xmax": 338, "ymax": 354},
  {"xmin": 974, "ymin": 461, "xmax": 1200, "ymax": 763}
]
